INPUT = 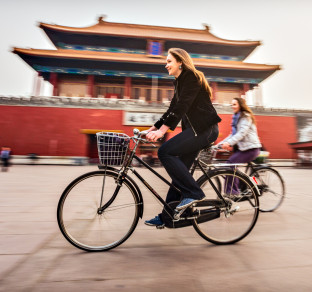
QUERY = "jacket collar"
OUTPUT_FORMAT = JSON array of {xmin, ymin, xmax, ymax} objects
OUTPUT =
[{"xmin": 173, "ymin": 69, "xmax": 187, "ymax": 85}]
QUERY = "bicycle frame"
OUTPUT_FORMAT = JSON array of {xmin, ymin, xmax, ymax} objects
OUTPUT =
[
  {"xmin": 131, "ymin": 154, "xmax": 178, "ymax": 212},
  {"xmin": 98, "ymin": 134, "xmax": 226, "ymax": 216},
  {"xmin": 189, "ymin": 156, "xmax": 228, "ymax": 205},
  {"xmin": 191, "ymin": 146, "xmax": 276, "ymax": 196}
]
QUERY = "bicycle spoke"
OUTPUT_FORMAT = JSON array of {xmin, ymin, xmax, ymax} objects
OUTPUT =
[
  {"xmin": 251, "ymin": 167, "xmax": 285, "ymax": 212},
  {"xmin": 194, "ymin": 169, "xmax": 259, "ymax": 244},
  {"xmin": 57, "ymin": 170, "xmax": 140, "ymax": 251},
  {"xmin": 103, "ymin": 202, "xmax": 142, "ymax": 213}
]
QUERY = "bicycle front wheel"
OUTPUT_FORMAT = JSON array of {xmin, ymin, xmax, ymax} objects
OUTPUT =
[
  {"xmin": 194, "ymin": 169, "xmax": 259, "ymax": 245},
  {"xmin": 57, "ymin": 170, "xmax": 141, "ymax": 252},
  {"xmin": 250, "ymin": 167, "xmax": 285, "ymax": 212}
]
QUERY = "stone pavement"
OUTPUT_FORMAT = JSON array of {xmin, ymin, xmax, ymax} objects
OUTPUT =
[{"xmin": 0, "ymin": 165, "xmax": 311, "ymax": 291}]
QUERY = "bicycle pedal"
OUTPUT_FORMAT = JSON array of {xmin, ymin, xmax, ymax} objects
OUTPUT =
[
  {"xmin": 230, "ymin": 206, "xmax": 240, "ymax": 215},
  {"xmin": 225, "ymin": 206, "xmax": 240, "ymax": 218},
  {"xmin": 173, "ymin": 213, "xmax": 180, "ymax": 220},
  {"xmin": 174, "ymin": 209, "xmax": 186, "ymax": 220}
]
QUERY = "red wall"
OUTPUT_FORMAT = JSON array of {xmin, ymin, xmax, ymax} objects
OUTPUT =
[
  {"xmin": 0, "ymin": 106, "xmax": 128, "ymax": 156},
  {"xmin": 216, "ymin": 114, "xmax": 297, "ymax": 159},
  {"xmin": 0, "ymin": 105, "xmax": 297, "ymax": 158}
]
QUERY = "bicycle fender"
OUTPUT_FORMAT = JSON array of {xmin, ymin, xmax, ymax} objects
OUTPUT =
[
  {"xmin": 252, "ymin": 164, "xmax": 271, "ymax": 171},
  {"xmin": 99, "ymin": 166, "xmax": 144, "ymax": 218}
]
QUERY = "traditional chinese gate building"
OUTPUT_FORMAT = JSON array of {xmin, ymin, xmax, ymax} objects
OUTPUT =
[
  {"xmin": 13, "ymin": 16, "xmax": 279, "ymax": 104},
  {"xmin": 1, "ymin": 17, "xmax": 300, "ymax": 162}
]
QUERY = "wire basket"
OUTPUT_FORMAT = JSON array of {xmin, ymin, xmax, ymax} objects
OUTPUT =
[{"xmin": 96, "ymin": 132, "xmax": 130, "ymax": 166}]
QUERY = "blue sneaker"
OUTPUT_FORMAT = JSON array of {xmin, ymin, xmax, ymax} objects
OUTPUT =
[
  {"xmin": 144, "ymin": 215, "xmax": 164, "ymax": 227},
  {"xmin": 175, "ymin": 197, "xmax": 205, "ymax": 211}
]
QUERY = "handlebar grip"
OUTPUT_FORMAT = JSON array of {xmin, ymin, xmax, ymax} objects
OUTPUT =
[{"xmin": 133, "ymin": 128, "xmax": 149, "ymax": 137}]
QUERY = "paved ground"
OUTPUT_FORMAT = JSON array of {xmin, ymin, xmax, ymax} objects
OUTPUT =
[{"xmin": 0, "ymin": 165, "xmax": 311, "ymax": 291}]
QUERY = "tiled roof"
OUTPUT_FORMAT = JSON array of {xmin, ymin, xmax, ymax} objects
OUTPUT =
[
  {"xmin": 13, "ymin": 48, "xmax": 280, "ymax": 71},
  {"xmin": 39, "ymin": 18, "xmax": 260, "ymax": 47}
]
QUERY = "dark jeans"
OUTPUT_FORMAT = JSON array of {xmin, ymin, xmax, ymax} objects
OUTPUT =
[
  {"xmin": 1, "ymin": 158, "xmax": 8, "ymax": 166},
  {"xmin": 225, "ymin": 148, "xmax": 261, "ymax": 194},
  {"xmin": 158, "ymin": 124, "xmax": 219, "ymax": 203}
]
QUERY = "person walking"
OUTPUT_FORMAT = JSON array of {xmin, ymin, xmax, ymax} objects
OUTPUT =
[
  {"xmin": 218, "ymin": 97, "xmax": 262, "ymax": 195},
  {"xmin": 145, "ymin": 48, "xmax": 221, "ymax": 227},
  {"xmin": 1, "ymin": 147, "xmax": 11, "ymax": 172}
]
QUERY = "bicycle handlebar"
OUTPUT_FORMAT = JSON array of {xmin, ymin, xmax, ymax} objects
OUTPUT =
[
  {"xmin": 132, "ymin": 128, "xmax": 156, "ymax": 147},
  {"xmin": 211, "ymin": 145, "xmax": 221, "ymax": 150},
  {"xmin": 133, "ymin": 129, "xmax": 225, "ymax": 150},
  {"xmin": 133, "ymin": 128, "xmax": 148, "ymax": 137}
]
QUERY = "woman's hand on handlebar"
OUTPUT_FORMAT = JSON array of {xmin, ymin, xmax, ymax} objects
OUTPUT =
[
  {"xmin": 146, "ymin": 125, "xmax": 169, "ymax": 142},
  {"xmin": 146, "ymin": 130, "xmax": 164, "ymax": 142},
  {"xmin": 146, "ymin": 126, "xmax": 157, "ymax": 133},
  {"xmin": 220, "ymin": 142, "xmax": 232, "ymax": 151}
]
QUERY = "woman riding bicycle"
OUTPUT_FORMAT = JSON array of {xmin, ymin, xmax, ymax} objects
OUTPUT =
[
  {"xmin": 145, "ymin": 48, "xmax": 221, "ymax": 226},
  {"xmin": 218, "ymin": 97, "xmax": 262, "ymax": 195}
]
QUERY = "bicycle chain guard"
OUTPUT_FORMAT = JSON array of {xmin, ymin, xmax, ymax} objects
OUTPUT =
[
  {"xmin": 161, "ymin": 201, "xmax": 194, "ymax": 229},
  {"xmin": 161, "ymin": 201, "xmax": 221, "ymax": 229}
]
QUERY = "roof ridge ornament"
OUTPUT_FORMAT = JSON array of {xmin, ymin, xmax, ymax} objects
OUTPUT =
[
  {"xmin": 98, "ymin": 15, "xmax": 107, "ymax": 23},
  {"xmin": 202, "ymin": 23, "xmax": 210, "ymax": 32}
]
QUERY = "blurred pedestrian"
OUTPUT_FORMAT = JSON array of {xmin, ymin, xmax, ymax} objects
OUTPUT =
[{"xmin": 1, "ymin": 147, "xmax": 11, "ymax": 172}]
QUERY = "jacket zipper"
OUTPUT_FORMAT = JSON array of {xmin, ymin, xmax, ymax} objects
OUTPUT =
[
  {"xmin": 176, "ymin": 79, "xmax": 198, "ymax": 137},
  {"xmin": 185, "ymin": 114, "xmax": 197, "ymax": 136}
]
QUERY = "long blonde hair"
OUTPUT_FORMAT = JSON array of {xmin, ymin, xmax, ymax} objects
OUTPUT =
[{"xmin": 168, "ymin": 48, "xmax": 212, "ymax": 98}]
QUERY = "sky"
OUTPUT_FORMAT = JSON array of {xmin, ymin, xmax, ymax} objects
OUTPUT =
[{"xmin": 1, "ymin": 0, "xmax": 312, "ymax": 109}]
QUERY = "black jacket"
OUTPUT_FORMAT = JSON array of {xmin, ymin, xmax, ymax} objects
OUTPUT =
[{"xmin": 154, "ymin": 69, "xmax": 221, "ymax": 135}]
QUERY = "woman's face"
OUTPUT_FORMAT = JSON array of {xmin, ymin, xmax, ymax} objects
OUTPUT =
[
  {"xmin": 165, "ymin": 53, "xmax": 182, "ymax": 78},
  {"xmin": 231, "ymin": 99, "xmax": 240, "ymax": 113}
]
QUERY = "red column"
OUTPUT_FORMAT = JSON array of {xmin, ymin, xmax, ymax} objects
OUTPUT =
[
  {"xmin": 124, "ymin": 77, "xmax": 132, "ymax": 99},
  {"xmin": 87, "ymin": 75, "xmax": 95, "ymax": 97},
  {"xmin": 50, "ymin": 73, "xmax": 58, "ymax": 96},
  {"xmin": 210, "ymin": 82, "xmax": 218, "ymax": 102}
]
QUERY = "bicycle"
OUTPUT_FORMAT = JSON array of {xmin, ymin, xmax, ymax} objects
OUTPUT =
[
  {"xmin": 190, "ymin": 147, "xmax": 285, "ymax": 212},
  {"xmin": 243, "ymin": 162, "xmax": 285, "ymax": 212},
  {"xmin": 57, "ymin": 129, "xmax": 260, "ymax": 252}
]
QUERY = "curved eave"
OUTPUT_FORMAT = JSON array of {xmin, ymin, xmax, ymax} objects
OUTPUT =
[
  {"xmin": 13, "ymin": 48, "xmax": 281, "ymax": 72},
  {"xmin": 289, "ymin": 141, "xmax": 312, "ymax": 150},
  {"xmin": 39, "ymin": 21, "xmax": 261, "ymax": 47}
]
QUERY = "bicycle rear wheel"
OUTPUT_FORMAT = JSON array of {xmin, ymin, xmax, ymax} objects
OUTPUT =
[
  {"xmin": 57, "ymin": 170, "xmax": 141, "ymax": 251},
  {"xmin": 194, "ymin": 168, "xmax": 259, "ymax": 245},
  {"xmin": 250, "ymin": 167, "xmax": 285, "ymax": 212}
]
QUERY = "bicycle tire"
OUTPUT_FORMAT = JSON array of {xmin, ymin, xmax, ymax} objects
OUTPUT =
[
  {"xmin": 57, "ymin": 170, "xmax": 141, "ymax": 252},
  {"xmin": 250, "ymin": 166, "xmax": 285, "ymax": 212},
  {"xmin": 193, "ymin": 168, "xmax": 259, "ymax": 245}
]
